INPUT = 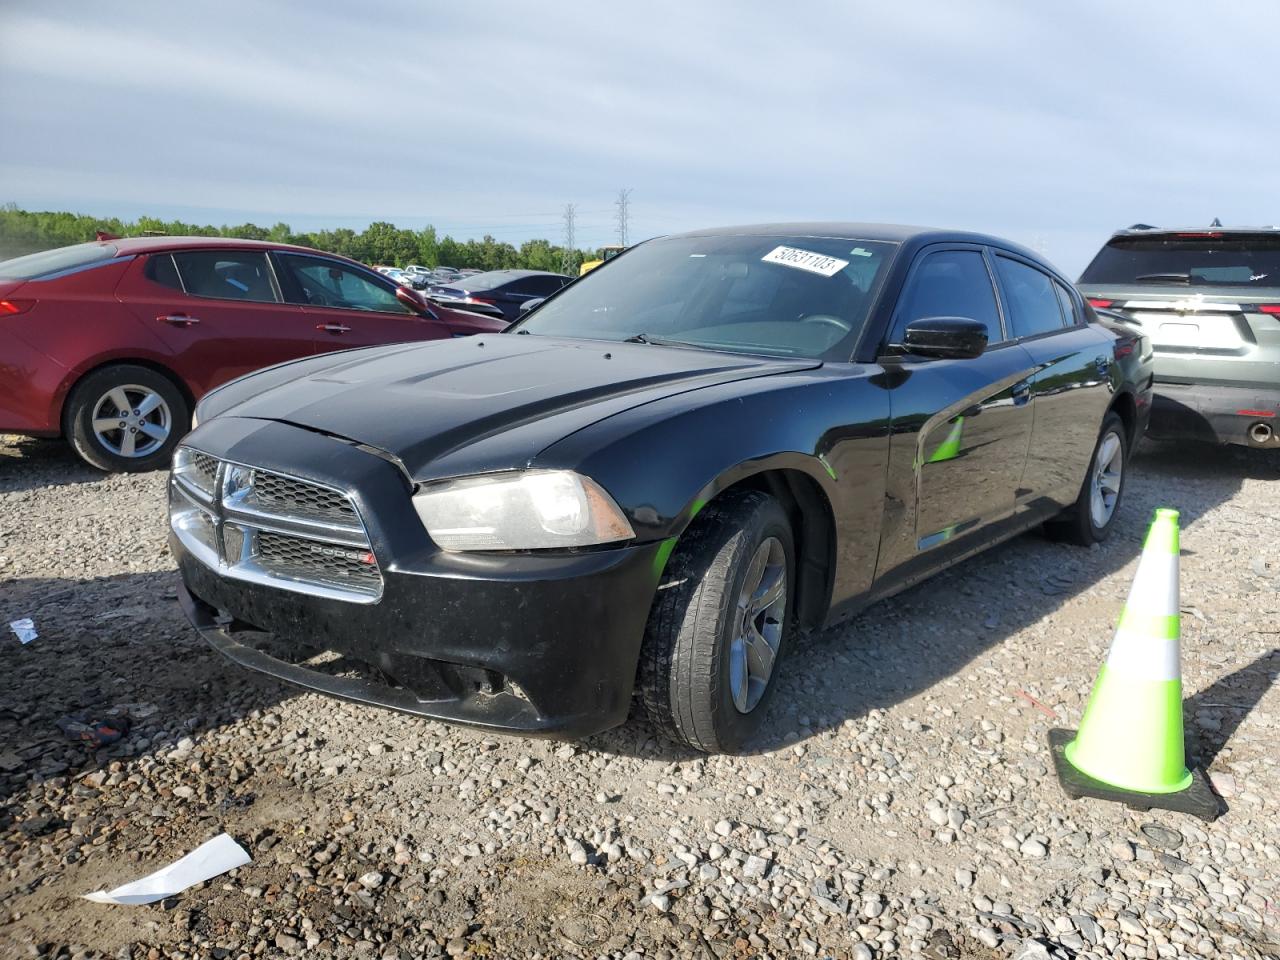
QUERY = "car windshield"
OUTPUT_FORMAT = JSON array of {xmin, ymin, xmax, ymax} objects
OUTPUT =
[
  {"xmin": 1080, "ymin": 234, "xmax": 1280, "ymax": 287},
  {"xmin": 0, "ymin": 241, "xmax": 120, "ymax": 280},
  {"xmin": 511, "ymin": 234, "xmax": 896, "ymax": 358}
]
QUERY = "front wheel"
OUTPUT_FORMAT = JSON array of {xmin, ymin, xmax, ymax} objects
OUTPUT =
[
  {"xmin": 1046, "ymin": 411, "xmax": 1128, "ymax": 546},
  {"xmin": 638, "ymin": 490, "xmax": 795, "ymax": 753}
]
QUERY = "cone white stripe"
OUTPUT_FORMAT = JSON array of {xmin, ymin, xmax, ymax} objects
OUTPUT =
[
  {"xmin": 1105, "ymin": 632, "xmax": 1182, "ymax": 681},
  {"xmin": 1122, "ymin": 553, "xmax": 1179, "ymax": 615}
]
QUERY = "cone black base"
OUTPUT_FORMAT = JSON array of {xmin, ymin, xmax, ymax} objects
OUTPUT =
[{"xmin": 1048, "ymin": 729, "xmax": 1222, "ymax": 822}]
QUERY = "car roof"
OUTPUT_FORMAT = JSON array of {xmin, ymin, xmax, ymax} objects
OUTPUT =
[
  {"xmin": 664, "ymin": 222, "xmax": 1047, "ymax": 268},
  {"xmin": 109, "ymin": 235, "xmax": 340, "ymax": 258}
]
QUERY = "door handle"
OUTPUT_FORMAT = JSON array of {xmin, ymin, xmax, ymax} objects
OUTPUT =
[
  {"xmin": 316, "ymin": 323, "xmax": 351, "ymax": 334},
  {"xmin": 158, "ymin": 314, "xmax": 200, "ymax": 326}
]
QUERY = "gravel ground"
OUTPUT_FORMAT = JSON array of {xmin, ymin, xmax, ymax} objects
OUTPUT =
[{"xmin": 1, "ymin": 433, "xmax": 1278, "ymax": 960}]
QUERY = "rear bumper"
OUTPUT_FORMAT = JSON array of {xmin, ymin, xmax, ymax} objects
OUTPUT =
[
  {"xmin": 1149, "ymin": 381, "xmax": 1280, "ymax": 447},
  {"xmin": 172, "ymin": 416, "xmax": 664, "ymax": 738},
  {"xmin": 0, "ymin": 329, "xmax": 66, "ymax": 436}
]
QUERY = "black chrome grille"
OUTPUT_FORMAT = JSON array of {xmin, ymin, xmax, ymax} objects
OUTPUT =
[
  {"xmin": 187, "ymin": 451, "xmax": 220, "ymax": 498},
  {"xmin": 256, "ymin": 531, "xmax": 381, "ymax": 590},
  {"xmin": 170, "ymin": 447, "xmax": 382, "ymax": 602},
  {"xmin": 250, "ymin": 470, "xmax": 357, "ymax": 523}
]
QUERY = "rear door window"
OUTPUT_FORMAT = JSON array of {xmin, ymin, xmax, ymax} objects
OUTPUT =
[
  {"xmin": 172, "ymin": 251, "xmax": 280, "ymax": 302},
  {"xmin": 893, "ymin": 249, "xmax": 1003, "ymax": 344},
  {"xmin": 279, "ymin": 254, "xmax": 413, "ymax": 314},
  {"xmin": 994, "ymin": 257, "xmax": 1066, "ymax": 339},
  {"xmin": 146, "ymin": 253, "xmax": 183, "ymax": 292},
  {"xmin": 1053, "ymin": 280, "xmax": 1079, "ymax": 326},
  {"xmin": 1079, "ymin": 233, "xmax": 1280, "ymax": 287}
]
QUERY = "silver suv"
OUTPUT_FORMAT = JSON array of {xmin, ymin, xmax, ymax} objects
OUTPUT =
[{"xmin": 1078, "ymin": 225, "xmax": 1279, "ymax": 448}]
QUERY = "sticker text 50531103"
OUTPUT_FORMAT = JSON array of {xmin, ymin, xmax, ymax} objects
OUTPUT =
[{"xmin": 761, "ymin": 245, "xmax": 849, "ymax": 278}]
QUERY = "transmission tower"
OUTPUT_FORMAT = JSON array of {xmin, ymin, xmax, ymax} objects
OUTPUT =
[
  {"xmin": 615, "ymin": 188, "xmax": 632, "ymax": 247},
  {"xmin": 561, "ymin": 203, "xmax": 576, "ymax": 275}
]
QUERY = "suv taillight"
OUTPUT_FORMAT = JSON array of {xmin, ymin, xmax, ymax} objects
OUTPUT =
[
  {"xmin": 1257, "ymin": 304, "xmax": 1280, "ymax": 314},
  {"xmin": 1087, "ymin": 298, "xmax": 1113, "ymax": 309}
]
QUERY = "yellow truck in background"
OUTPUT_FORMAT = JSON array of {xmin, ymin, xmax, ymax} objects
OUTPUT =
[{"xmin": 579, "ymin": 244, "xmax": 625, "ymax": 276}]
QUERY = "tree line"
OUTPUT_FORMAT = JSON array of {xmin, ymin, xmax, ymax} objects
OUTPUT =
[{"xmin": 0, "ymin": 204, "xmax": 601, "ymax": 274}]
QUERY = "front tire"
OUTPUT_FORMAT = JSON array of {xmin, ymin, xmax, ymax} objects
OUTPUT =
[
  {"xmin": 65, "ymin": 364, "xmax": 189, "ymax": 472},
  {"xmin": 638, "ymin": 490, "xmax": 795, "ymax": 753},
  {"xmin": 1046, "ymin": 411, "xmax": 1128, "ymax": 546}
]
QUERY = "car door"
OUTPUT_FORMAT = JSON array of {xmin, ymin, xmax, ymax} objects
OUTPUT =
[
  {"xmin": 274, "ymin": 252, "xmax": 448, "ymax": 351},
  {"xmin": 872, "ymin": 245, "xmax": 1038, "ymax": 589},
  {"xmin": 991, "ymin": 253, "xmax": 1114, "ymax": 511},
  {"xmin": 118, "ymin": 248, "xmax": 316, "ymax": 396}
]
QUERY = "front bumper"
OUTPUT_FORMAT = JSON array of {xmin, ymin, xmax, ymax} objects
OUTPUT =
[
  {"xmin": 1149, "ymin": 381, "xmax": 1279, "ymax": 448},
  {"xmin": 172, "ymin": 416, "xmax": 665, "ymax": 738}
]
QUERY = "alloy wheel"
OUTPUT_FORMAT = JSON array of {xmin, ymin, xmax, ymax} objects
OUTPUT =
[
  {"xmin": 91, "ymin": 385, "xmax": 172, "ymax": 459},
  {"xmin": 1090, "ymin": 431, "xmax": 1123, "ymax": 528},
  {"xmin": 729, "ymin": 536, "xmax": 787, "ymax": 713}
]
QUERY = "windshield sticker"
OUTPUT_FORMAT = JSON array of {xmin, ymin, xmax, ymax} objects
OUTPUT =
[
  {"xmin": 761, "ymin": 245, "xmax": 848, "ymax": 277},
  {"xmin": 849, "ymin": 247, "xmax": 874, "ymax": 258}
]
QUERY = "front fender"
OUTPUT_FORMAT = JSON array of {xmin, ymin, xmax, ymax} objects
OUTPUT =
[{"xmin": 534, "ymin": 365, "xmax": 892, "ymax": 606}]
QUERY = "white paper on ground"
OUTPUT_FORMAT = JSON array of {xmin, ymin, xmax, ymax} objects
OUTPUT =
[
  {"xmin": 83, "ymin": 833, "xmax": 251, "ymax": 904},
  {"xmin": 9, "ymin": 618, "xmax": 37, "ymax": 644}
]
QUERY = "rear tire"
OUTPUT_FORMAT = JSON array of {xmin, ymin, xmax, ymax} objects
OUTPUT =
[
  {"xmin": 638, "ymin": 490, "xmax": 795, "ymax": 753},
  {"xmin": 65, "ymin": 364, "xmax": 189, "ymax": 472},
  {"xmin": 1046, "ymin": 411, "xmax": 1128, "ymax": 546}
]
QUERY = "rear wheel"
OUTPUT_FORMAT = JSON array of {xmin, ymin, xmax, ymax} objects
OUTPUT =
[
  {"xmin": 1046, "ymin": 411, "xmax": 1127, "ymax": 546},
  {"xmin": 638, "ymin": 490, "xmax": 795, "ymax": 753},
  {"xmin": 65, "ymin": 364, "xmax": 189, "ymax": 472}
]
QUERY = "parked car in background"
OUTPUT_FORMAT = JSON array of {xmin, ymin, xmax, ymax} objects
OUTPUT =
[
  {"xmin": 1078, "ymin": 224, "xmax": 1280, "ymax": 449},
  {"xmin": 0, "ymin": 238, "xmax": 507, "ymax": 471},
  {"xmin": 426, "ymin": 269, "xmax": 572, "ymax": 321},
  {"xmin": 171, "ymin": 223, "xmax": 1151, "ymax": 752},
  {"xmin": 400, "ymin": 267, "xmax": 433, "ymax": 290}
]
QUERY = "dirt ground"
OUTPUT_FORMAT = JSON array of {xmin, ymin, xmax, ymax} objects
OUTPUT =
[{"xmin": 1, "ymin": 433, "xmax": 1277, "ymax": 959}]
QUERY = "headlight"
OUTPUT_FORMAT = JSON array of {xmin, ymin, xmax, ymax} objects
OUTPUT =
[{"xmin": 413, "ymin": 470, "xmax": 634, "ymax": 551}]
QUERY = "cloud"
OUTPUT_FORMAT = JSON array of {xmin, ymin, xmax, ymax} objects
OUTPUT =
[{"xmin": 2, "ymin": 0, "xmax": 1277, "ymax": 270}]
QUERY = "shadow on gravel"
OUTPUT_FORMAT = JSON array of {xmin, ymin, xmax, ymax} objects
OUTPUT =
[
  {"xmin": 1185, "ymin": 647, "xmax": 1280, "ymax": 769},
  {"xmin": 590, "ymin": 441, "xmax": 1280, "ymax": 759},
  {"xmin": 0, "ymin": 571, "xmax": 291, "ymax": 809},
  {"xmin": 0, "ymin": 435, "xmax": 111, "ymax": 493}
]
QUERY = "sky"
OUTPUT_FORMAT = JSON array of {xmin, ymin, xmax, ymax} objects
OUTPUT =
[{"xmin": 2, "ymin": 0, "xmax": 1277, "ymax": 275}]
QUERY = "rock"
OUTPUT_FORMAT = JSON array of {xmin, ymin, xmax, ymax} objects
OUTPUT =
[
  {"xmin": 358, "ymin": 871, "xmax": 384, "ymax": 889},
  {"xmin": 742, "ymin": 854, "xmax": 770, "ymax": 878},
  {"xmin": 1019, "ymin": 838, "xmax": 1047, "ymax": 858},
  {"xmin": 1208, "ymin": 770, "xmax": 1237, "ymax": 797}
]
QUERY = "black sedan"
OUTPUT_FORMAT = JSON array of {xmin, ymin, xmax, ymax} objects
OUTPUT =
[
  {"xmin": 169, "ymin": 224, "xmax": 1152, "ymax": 753},
  {"xmin": 425, "ymin": 269, "xmax": 571, "ymax": 322}
]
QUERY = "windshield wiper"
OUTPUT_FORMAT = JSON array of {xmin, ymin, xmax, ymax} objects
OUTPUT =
[
  {"xmin": 623, "ymin": 332, "xmax": 696, "ymax": 347},
  {"xmin": 1135, "ymin": 272, "xmax": 1192, "ymax": 284}
]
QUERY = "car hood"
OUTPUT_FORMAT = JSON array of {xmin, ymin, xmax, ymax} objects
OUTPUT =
[{"xmin": 214, "ymin": 334, "xmax": 820, "ymax": 480}]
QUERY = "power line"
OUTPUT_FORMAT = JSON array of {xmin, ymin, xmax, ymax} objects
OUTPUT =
[{"xmin": 615, "ymin": 188, "xmax": 632, "ymax": 247}]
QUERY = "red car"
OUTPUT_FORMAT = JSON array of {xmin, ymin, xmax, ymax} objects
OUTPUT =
[{"xmin": 0, "ymin": 237, "xmax": 507, "ymax": 471}]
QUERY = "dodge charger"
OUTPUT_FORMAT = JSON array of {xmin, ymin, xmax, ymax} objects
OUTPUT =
[{"xmin": 169, "ymin": 224, "xmax": 1152, "ymax": 752}]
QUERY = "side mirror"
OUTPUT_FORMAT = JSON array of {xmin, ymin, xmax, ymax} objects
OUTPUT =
[
  {"xmin": 397, "ymin": 285, "xmax": 437, "ymax": 319},
  {"xmin": 518, "ymin": 297, "xmax": 545, "ymax": 315},
  {"xmin": 902, "ymin": 317, "xmax": 988, "ymax": 360}
]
